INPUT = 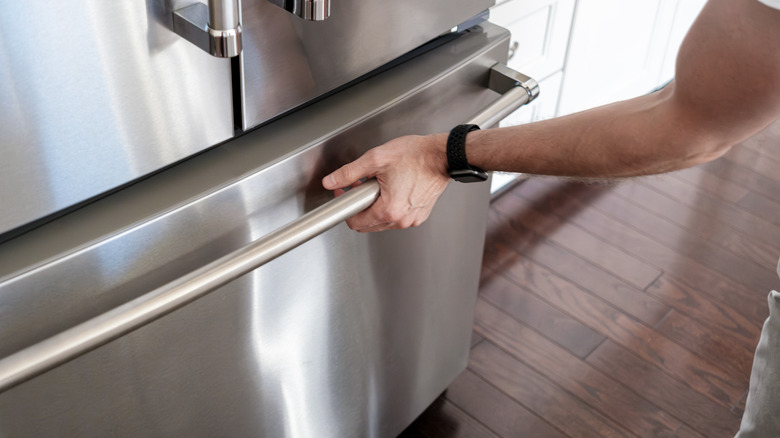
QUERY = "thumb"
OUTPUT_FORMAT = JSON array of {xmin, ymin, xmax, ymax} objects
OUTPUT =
[{"xmin": 322, "ymin": 156, "xmax": 374, "ymax": 190}]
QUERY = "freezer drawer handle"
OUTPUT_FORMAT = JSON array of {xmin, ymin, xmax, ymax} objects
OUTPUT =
[
  {"xmin": 173, "ymin": 0, "xmax": 242, "ymax": 58},
  {"xmin": 0, "ymin": 180, "xmax": 379, "ymax": 393},
  {"xmin": 0, "ymin": 63, "xmax": 537, "ymax": 394},
  {"xmin": 474, "ymin": 62, "xmax": 540, "ymax": 128}
]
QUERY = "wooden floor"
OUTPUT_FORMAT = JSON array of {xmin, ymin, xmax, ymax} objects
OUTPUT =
[{"xmin": 400, "ymin": 119, "xmax": 780, "ymax": 438}]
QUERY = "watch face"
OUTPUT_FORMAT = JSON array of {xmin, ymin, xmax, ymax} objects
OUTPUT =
[{"xmin": 450, "ymin": 168, "xmax": 488, "ymax": 183}]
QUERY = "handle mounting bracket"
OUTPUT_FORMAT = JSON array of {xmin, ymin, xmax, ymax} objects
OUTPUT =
[{"xmin": 173, "ymin": 2, "xmax": 242, "ymax": 58}]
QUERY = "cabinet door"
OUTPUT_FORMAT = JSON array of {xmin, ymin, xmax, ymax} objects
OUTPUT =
[
  {"xmin": 490, "ymin": 0, "xmax": 575, "ymax": 81},
  {"xmin": 557, "ymin": 0, "xmax": 678, "ymax": 115}
]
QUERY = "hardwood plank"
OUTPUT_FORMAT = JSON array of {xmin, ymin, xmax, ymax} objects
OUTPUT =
[
  {"xmin": 469, "ymin": 341, "xmax": 637, "ymax": 438},
  {"xmin": 484, "ymin": 208, "xmax": 670, "ymax": 326},
  {"xmin": 585, "ymin": 340, "xmax": 742, "ymax": 437},
  {"xmin": 398, "ymin": 396, "xmax": 498, "ymax": 438},
  {"xmin": 513, "ymin": 178, "xmax": 766, "ymax": 323},
  {"xmin": 511, "ymin": 182, "xmax": 762, "ymax": 360},
  {"xmin": 516, "ymin": 180, "xmax": 775, "ymax": 294},
  {"xmin": 445, "ymin": 370, "xmax": 566, "ymax": 438},
  {"xmin": 708, "ymin": 227, "xmax": 780, "ymax": 272},
  {"xmin": 699, "ymin": 157, "xmax": 780, "ymax": 205},
  {"xmin": 654, "ymin": 309, "xmax": 755, "ymax": 382},
  {"xmin": 738, "ymin": 191, "xmax": 780, "ymax": 228},
  {"xmin": 722, "ymin": 143, "xmax": 780, "ymax": 185},
  {"xmin": 494, "ymin": 256, "xmax": 744, "ymax": 408},
  {"xmin": 609, "ymin": 181, "xmax": 723, "ymax": 239},
  {"xmin": 669, "ymin": 166, "xmax": 749, "ymax": 204},
  {"xmin": 672, "ymin": 425, "xmax": 706, "ymax": 438},
  {"xmin": 479, "ymin": 271, "xmax": 606, "ymax": 358},
  {"xmin": 491, "ymin": 191, "xmax": 663, "ymax": 290},
  {"xmin": 473, "ymin": 299, "xmax": 682, "ymax": 437},
  {"xmin": 635, "ymin": 176, "xmax": 780, "ymax": 251},
  {"xmin": 514, "ymin": 178, "xmax": 770, "ymax": 324},
  {"xmin": 646, "ymin": 276, "xmax": 762, "ymax": 347}
]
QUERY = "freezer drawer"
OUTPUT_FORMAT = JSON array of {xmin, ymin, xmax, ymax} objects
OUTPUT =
[
  {"xmin": 0, "ymin": 0, "xmax": 235, "ymax": 238},
  {"xmin": 0, "ymin": 23, "xmax": 516, "ymax": 437}
]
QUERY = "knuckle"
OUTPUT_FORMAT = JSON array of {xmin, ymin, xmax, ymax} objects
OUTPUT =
[
  {"xmin": 382, "ymin": 210, "xmax": 405, "ymax": 224},
  {"xmin": 364, "ymin": 151, "xmax": 382, "ymax": 168},
  {"xmin": 398, "ymin": 218, "xmax": 415, "ymax": 229},
  {"xmin": 339, "ymin": 165, "xmax": 356, "ymax": 184}
]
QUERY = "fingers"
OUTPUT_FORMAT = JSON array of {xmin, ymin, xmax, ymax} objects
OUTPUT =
[
  {"xmin": 322, "ymin": 156, "xmax": 375, "ymax": 190},
  {"xmin": 344, "ymin": 197, "xmax": 432, "ymax": 232}
]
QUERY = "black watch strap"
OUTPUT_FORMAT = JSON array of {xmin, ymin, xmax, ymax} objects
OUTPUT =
[{"xmin": 447, "ymin": 124, "xmax": 488, "ymax": 183}]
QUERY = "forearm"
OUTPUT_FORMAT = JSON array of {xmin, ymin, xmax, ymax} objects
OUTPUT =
[{"xmin": 431, "ymin": 83, "xmax": 727, "ymax": 179}]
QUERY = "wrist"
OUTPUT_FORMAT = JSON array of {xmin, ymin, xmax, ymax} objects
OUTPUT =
[{"xmin": 421, "ymin": 132, "xmax": 450, "ymax": 176}]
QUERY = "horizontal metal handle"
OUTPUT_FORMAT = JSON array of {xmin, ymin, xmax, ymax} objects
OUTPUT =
[
  {"xmin": 0, "ymin": 180, "xmax": 380, "ymax": 393},
  {"xmin": 173, "ymin": 0, "xmax": 242, "ymax": 58},
  {"xmin": 469, "ymin": 63, "xmax": 540, "ymax": 128}
]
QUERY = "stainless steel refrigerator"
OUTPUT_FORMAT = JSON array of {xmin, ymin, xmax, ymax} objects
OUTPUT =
[{"xmin": 0, "ymin": 0, "xmax": 537, "ymax": 436}]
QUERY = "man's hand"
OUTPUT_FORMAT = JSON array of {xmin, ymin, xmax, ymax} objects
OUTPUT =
[{"xmin": 322, "ymin": 134, "xmax": 450, "ymax": 232}]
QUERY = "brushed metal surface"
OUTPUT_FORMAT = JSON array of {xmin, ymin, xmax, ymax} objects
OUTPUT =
[
  {"xmin": 239, "ymin": 0, "xmax": 494, "ymax": 130},
  {"xmin": 0, "ymin": 180, "xmax": 379, "ymax": 393},
  {"xmin": 0, "ymin": 0, "xmax": 235, "ymax": 238},
  {"xmin": 208, "ymin": 0, "xmax": 241, "ymax": 30},
  {"xmin": 0, "ymin": 23, "xmax": 510, "ymax": 437},
  {"xmin": 173, "ymin": 2, "xmax": 243, "ymax": 57}
]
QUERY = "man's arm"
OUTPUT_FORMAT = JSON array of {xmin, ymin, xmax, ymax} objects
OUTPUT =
[{"xmin": 323, "ymin": 0, "xmax": 780, "ymax": 232}]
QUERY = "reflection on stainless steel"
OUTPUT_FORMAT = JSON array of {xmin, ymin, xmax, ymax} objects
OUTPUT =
[
  {"xmin": 173, "ymin": 1, "xmax": 243, "ymax": 58},
  {"xmin": 208, "ymin": 0, "xmax": 240, "ymax": 30},
  {"xmin": 0, "ymin": 0, "xmax": 234, "ymax": 237},
  {"xmin": 267, "ymin": 0, "xmax": 331, "ymax": 21},
  {"xmin": 239, "ymin": 0, "xmax": 493, "ymax": 129},
  {"xmin": 0, "ymin": 0, "xmax": 493, "ymax": 240},
  {"xmin": 0, "ymin": 180, "xmax": 379, "ymax": 393},
  {"xmin": 0, "ymin": 24, "xmax": 524, "ymax": 437}
]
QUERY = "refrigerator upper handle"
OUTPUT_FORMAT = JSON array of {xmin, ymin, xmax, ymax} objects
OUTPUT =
[
  {"xmin": 173, "ymin": 0, "xmax": 243, "ymax": 58},
  {"xmin": 172, "ymin": 0, "xmax": 335, "ymax": 58},
  {"xmin": 0, "ymin": 63, "xmax": 537, "ymax": 394}
]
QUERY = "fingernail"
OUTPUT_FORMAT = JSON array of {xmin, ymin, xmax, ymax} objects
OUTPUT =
[{"xmin": 323, "ymin": 174, "xmax": 335, "ymax": 189}]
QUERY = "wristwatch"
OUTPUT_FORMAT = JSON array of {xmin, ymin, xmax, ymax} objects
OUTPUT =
[{"xmin": 446, "ymin": 124, "xmax": 488, "ymax": 183}]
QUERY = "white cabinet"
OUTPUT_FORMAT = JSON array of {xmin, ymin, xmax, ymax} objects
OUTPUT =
[
  {"xmin": 556, "ymin": 0, "xmax": 706, "ymax": 115},
  {"xmin": 490, "ymin": 0, "xmax": 576, "ymax": 83},
  {"xmin": 557, "ymin": 0, "xmax": 677, "ymax": 114}
]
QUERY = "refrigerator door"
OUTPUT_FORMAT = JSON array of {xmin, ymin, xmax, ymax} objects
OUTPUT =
[
  {"xmin": 0, "ymin": 23, "xmax": 511, "ymax": 438},
  {"xmin": 239, "ymin": 0, "xmax": 494, "ymax": 130},
  {"xmin": 0, "ymin": 0, "xmax": 235, "ymax": 239}
]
